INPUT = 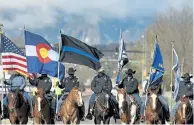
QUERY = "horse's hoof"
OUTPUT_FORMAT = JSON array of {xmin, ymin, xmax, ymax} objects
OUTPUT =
[
  {"xmin": 86, "ymin": 114, "xmax": 93, "ymax": 120},
  {"xmin": 80, "ymin": 116, "xmax": 86, "ymax": 121}
]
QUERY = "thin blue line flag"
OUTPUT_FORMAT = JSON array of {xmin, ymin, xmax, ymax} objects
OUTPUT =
[{"xmin": 60, "ymin": 34, "xmax": 104, "ymax": 70}]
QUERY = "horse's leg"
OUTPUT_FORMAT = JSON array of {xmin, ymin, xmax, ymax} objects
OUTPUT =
[
  {"xmin": 34, "ymin": 117, "xmax": 41, "ymax": 124},
  {"xmin": 62, "ymin": 116, "xmax": 69, "ymax": 125},
  {"xmin": 103, "ymin": 117, "xmax": 111, "ymax": 125},
  {"xmin": 20, "ymin": 117, "xmax": 28, "ymax": 124},
  {"xmin": 129, "ymin": 104, "xmax": 137, "ymax": 125},
  {"xmin": 9, "ymin": 115, "xmax": 16, "ymax": 124},
  {"xmin": 94, "ymin": 116, "xmax": 101, "ymax": 125}
]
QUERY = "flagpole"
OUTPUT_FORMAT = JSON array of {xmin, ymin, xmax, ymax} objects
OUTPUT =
[
  {"xmin": 56, "ymin": 30, "xmax": 62, "ymax": 115},
  {"xmin": 0, "ymin": 24, "xmax": 5, "ymax": 118},
  {"xmin": 170, "ymin": 41, "xmax": 174, "ymax": 123},
  {"xmin": 23, "ymin": 25, "xmax": 34, "ymax": 123}
]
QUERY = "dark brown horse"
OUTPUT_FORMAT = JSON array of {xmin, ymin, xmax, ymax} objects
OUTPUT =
[
  {"xmin": 7, "ymin": 90, "xmax": 29, "ymax": 124},
  {"xmin": 175, "ymin": 97, "xmax": 193, "ymax": 124},
  {"xmin": 116, "ymin": 88, "xmax": 139, "ymax": 125},
  {"xmin": 145, "ymin": 88, "xmax": 165, "ymax": 124},
  {"xmin": 60, "ymin": 87, "xmax": 84, "ymax": 125},
  {"xmin": 34, "ymin": 88, "xmax": 52, "ymax": 124}
]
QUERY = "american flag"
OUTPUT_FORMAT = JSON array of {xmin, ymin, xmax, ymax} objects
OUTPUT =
[{"xmin": 1, "ymin": 34, "xmax": 29, "ymax": 77}]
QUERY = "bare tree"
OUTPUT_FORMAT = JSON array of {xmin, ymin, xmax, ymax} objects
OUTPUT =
[{"xmin": 146, "ymin": 6, "xmax": 193, "ymax": 75}]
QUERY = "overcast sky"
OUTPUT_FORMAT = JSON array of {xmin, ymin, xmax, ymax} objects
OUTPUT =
[{"xmin": 0, "ymin": 0, "xmax": 192, "ymax": 43}]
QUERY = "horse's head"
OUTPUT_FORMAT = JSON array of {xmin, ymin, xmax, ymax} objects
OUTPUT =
[
  {"xmin": 35, "ymin": 88, "xmax": 45, "ymax": 111},
  {"xmin": 116, "ymin": 88, "xmax": 126, "ymax": 109},
  {"xmin": 97, "ymin": 92, "xmax": 110, "ymax": 109},
  {"xmin": 70, "ymin": 87, "xmax": 83, "ymax": 107},
  {"xmin": 148, "ymin": 90, "xmax": 159, "ymax": 111},
  {"xmin": 179, "ymin": 97, "xmax": 192, "ymax": 123},
  {"xmin": 8, "ymin": 89, "xmax": 23, "ymax": 111}
]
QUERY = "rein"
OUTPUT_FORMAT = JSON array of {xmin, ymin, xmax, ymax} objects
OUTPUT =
[{"xmin": 8, "ymin": 92, "xmax": 24, "ymax": 113}]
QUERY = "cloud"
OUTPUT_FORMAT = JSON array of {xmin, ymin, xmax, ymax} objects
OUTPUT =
[{"xmin": 0, "ymin": 0, "xmax": 191, "ymax": 30}]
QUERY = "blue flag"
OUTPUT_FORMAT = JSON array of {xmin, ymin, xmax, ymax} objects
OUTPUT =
[
  {"xmin": 25, "ymin": 30, "xmax": 64, "ymax": 80},
  {"xmin": 172, "ymin": 47, "xmax": 180, "ymax": 100},
  {"xmin": 151, "ymin": 40, "xmax": 164, "ymax": 72},
  {"xmin": 150, "ymin": 39, "xmax": 164, "ymax": 85}
]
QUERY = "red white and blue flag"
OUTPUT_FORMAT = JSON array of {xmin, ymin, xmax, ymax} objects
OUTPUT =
[
  {"xmin": 24, "ymin": 30, "xmax": 64, "ymax": 79},
  {"xmin": 1, "ymin": 34, "xmax": 30, "ymax": 77}
]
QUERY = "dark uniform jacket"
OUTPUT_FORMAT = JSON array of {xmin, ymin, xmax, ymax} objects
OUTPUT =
[
  {"xmin": 91, "ymin": 73, "xmax": 112, "ymax": 95},
  {"xmin": 29, "ymin": 75, "xmax": 52, "ymax": 94},
  {"xmin": 119, "ymin": 77, "xmax": 139, "ymax": 94},
  {"xmin": 176, "ymin": 80, "xmax": 193, "ymax": 102},
  {"xmin": 58, "ymin": 76, "xmax": 79, "ymax": 92}
]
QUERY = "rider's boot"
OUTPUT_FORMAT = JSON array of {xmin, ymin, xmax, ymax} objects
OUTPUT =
[
  {"xmin": 166, "ymin": 110, "xmax": 170, "ymax": 122},
  {"xmin": 140, "ymin": 115, "xmax": 145, "ymax": 123},
  {"xmin": 79, "ymin": 102, "xmax": 86, "ymax": 121},
  {"xmin": 86, "ymin": 105, "xmax": 93, "ymax": 120},
  {"xmin": 113, "ymin": 103, "xmax": 120, "ymax": 119}
]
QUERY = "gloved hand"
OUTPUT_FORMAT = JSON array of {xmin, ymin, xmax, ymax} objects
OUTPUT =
[
  {"xmin": 172, "ymin": 85, "xmax": 175, "ymax": 91},
  {"xmin": 56, "ymin": 81, "xmax": 60, "ymax": 86},
  {"xmin": 3, "ymin": 81, "xmax": 7, "ymax": 84}
]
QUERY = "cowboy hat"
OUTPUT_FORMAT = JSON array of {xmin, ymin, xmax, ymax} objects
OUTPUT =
[
  {"xmin": 125, "ymin": 69, "xmax": 136, "ymax": 75},
  {"xmin": 181, "ymin": 73, "xmax": 193, "ymax": 79},
  {"xmin": 67, "ymin": 67, "xmax": 76, "ymax": 74}
]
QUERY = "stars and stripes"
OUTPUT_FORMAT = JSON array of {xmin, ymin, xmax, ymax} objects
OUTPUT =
[{"xmin": 1, "ymin": 34, "xmax": 29, "ymax": 77}]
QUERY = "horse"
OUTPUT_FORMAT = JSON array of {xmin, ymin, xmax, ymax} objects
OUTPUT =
[
  {"xmin": 144, "ymin": 88, "xmax": 165, "ymax": 124},
  {"xmin": 93, "ymin": 92, "xmax": 114, "ymax": 124},
  {"xmin": 33, "ymin": 88, "xmax": 52, "ymax": 124},
  {"xmin": 60, "ymin": 87, "xmax": 84, "ymax": 125},
  {"xmin": 175, "ymin": 96, "xmax": 193, "ymax": 124},
  {"xmin": 7, "ymin": 89, "xmax": 29, "ymax": 124},
  {"xmin": 116, "ymin": 88, "xmax": 140, "ymax": 125}
]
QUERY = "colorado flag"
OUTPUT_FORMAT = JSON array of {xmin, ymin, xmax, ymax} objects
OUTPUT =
[{"xmin": 24, "ymin": 30, "xmax": 64, "ymax": 79}]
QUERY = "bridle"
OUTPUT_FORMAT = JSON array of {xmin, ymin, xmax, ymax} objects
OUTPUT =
[{"xmin": 179, "ymin": 98, "xmax": 193, "ymax": 123}]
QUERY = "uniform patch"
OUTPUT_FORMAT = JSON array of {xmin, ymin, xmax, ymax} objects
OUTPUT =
[{"xmin": 44, "ymin": 80, "xmax": 47, "ymax": 82}]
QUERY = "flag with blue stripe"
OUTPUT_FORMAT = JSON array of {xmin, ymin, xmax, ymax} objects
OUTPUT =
[{"xmin": 60, "ymin": 34, "xmax": 104, "ymax": 70}]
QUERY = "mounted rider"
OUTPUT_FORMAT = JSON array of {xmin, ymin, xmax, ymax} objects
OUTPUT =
[
  {"xmin": 29, "ymin": 73, "xmax": 56, "ymax": 122},
  {"xmin": 86, "ymin": 67, "xmax": 119, "ymax": 120},
  {"xmin": 118, "ymin": 69, "xmax": 142, "ymax": 117},
  {"xmin": 56, "ymin": 67, "xmax": 85, "ymax": 121},
  {"xmin": 2, "ymin": 72, "xmax": 31, "ymax": 118},
  {"xmin": 140, "ymin": 69, "xmax": 170, "ymax": 122},
  {"xmin": 171, "ymin": 73, "xmax": 193, "ymax": 121}
]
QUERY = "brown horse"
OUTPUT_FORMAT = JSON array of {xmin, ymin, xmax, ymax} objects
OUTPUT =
[
  {"xmin": 34, "ymin": 88, "xmax": 52, "ymax": 124},
  {"xmin": 116, "ymin": 88, "xmax": 139, "ymax": 125},
  {"xmin": 60, "ymin": 87, "xmax": 84, "ymax": 125},
  {"xmin": 175, "ymin": 97, "xmax": 193, "ymax": 124},
  {"xmin": 145, "ymin": 89, "xmax": 165, "ymax": 124},
  {"xmin": 7, "ymin": 90, "xmax": 29, "ymax": 124}
]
